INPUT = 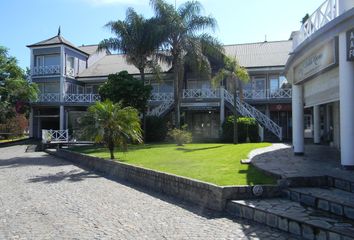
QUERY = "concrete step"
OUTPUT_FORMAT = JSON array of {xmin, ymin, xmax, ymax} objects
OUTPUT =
[
  {"xmin": 284, "ymin": 187, "xmax": 354, "ymax": 221},
  {"xmin": 226, "ymin": 198, "xmax": 354, "ymax": 240}
]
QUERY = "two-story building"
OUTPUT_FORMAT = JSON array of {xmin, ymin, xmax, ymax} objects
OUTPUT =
[
  {"xmin": 28, "ymin": 31, "xmax": 292, "ymax": 142},
  {"xmin": 286, "ymin": 0, "xmax": 354, "ymax": 168}
]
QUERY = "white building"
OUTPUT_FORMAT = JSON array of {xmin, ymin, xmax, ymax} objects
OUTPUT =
[{"xmin": 286, "ymin": 0, "xmax": 354, "ymax": 168}]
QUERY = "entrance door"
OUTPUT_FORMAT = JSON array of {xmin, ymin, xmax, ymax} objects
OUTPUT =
[{"xmin": 252, "ymin": 77, "xmax": 266, "ymax": 99}]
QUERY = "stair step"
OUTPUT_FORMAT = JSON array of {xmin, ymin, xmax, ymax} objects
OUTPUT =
[
  {"xmin": 226, "ymin": 198, "xmax": 354, "ymax": 240},
  {"xmin": 285, "ymin": 187, "xmax": 354, "ymax": 221}
]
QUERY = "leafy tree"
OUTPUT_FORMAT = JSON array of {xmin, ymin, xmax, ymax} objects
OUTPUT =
[
  {"xmin": 81, "ymin": 100, "xmax": 142, "ymax": 159},
  {"xmin": 150, "ymin": 0, "xmax": 224, "ymax": 128},
  {"xmin": 0, "ymin": 46, "xmax": 38, "ymax": 123},
  {"xmin": 212, "ymin": 56, "xmax": 249, "ymax": 144},
  {"xmin": 99, "ymin": 71, "xmax": 152, "ymax": 113},
  {"xmin": 98, "ymin": 8, "xmax": 164, "ymax": 83}
]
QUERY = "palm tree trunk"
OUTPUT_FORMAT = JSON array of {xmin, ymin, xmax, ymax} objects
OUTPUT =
[
  {"xmin": 139, "ymin": 68, "xmax": 147, "ymax": 141},
  {"xmin": 108, "ymin": 140, "xmax": 115, "ymax": 159},
  {"xmin": 233, "ymin": 80, "xmax": 238, "ymax": 144},
  {"xmin": 173, "ymin": 58, "xmax": 181, "ymax": 129}
]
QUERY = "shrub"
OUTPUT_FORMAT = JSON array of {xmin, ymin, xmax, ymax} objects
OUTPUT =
[
  {"xmin": 145, "ymin": 116, "xmax": 168, "ymax": 142},
  {"xmin": 168, "ymin": 125, "xmax": 192, "ymax": 146},
  {"xmin": 222, "ymin": 116, "xmax": 259, "ymax": 143}
]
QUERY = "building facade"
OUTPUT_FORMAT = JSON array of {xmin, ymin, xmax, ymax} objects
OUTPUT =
[
  {"xmin": 286, "ymin": 0, "xmax": 354, "ymax": 168},
  {"xmin": 28, "ymin": 33, "xmax": 292, "ymax": 141}
]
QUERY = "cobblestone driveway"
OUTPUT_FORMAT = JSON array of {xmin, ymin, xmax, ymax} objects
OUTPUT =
[{"xmin": 0, "ymin": 145, "xmax": 297, "ymax": 239}]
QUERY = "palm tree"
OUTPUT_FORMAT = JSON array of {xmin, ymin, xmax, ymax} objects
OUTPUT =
[
  {"xmin": 98, "ymin": 8, "xmax": 163, "ymax": 83},
  {"xmin": 150, "ymin": 0, "xmax": 224, "ymax": 128},
  {"xmin": 212, "ymin": 56, "xmax": 250, "ymax": 144},
  {"xmin": 81, "ymin": 100, "xmax": 142, "ymax": 159}
]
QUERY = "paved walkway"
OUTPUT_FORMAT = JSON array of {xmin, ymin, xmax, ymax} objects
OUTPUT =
[
  {"xmin": 250, "ymin": 143, "xmax": 354, "ymax": 182},
  {"xmin": 0, "ymin": 144, "xmax": 297, "ymax": 239}
]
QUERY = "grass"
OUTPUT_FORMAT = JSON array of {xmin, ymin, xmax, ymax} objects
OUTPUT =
[{"xmin": 71, "ymin": 143, "xmax": 275, "ymax": 186}]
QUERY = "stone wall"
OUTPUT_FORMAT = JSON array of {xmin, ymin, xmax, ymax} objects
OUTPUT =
[{"xmin": 47, "ymin": 149, "xmax": 281, "ymax": 211}]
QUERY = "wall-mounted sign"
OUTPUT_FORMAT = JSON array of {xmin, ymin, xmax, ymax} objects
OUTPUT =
[
  {"xmin": 347, "ymin": 28, "xmax": 354, "ymax": 61},
  {"xmin": 294, "ymin": 39, "xmax": 337, "ymax": 84}
]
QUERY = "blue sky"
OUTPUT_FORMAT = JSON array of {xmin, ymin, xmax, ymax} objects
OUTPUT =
[{"xmin": 0, "ymin": 0, "xmax": 324, "ymax": 69}]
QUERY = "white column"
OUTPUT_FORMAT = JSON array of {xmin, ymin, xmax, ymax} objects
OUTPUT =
[
  {"xmin": 292, "ymin": 84, "xmax": 304, "ymax": 155},
  {"xmin": 313, "ymin": 105, "xmax": 321, "ymax": 144},
  {"xmin": 337, "ymin": 0, "xmax": 354, "ymax": 15},
  {"xmin": 339, "ymin": 31, "xmax": 354, "ymax": 167},
  {"xmin": 60, "ymin": 46, "xmax": 65, "ymax": 103},
  {"xmin": 60, "ymin": 105, "xmax": 65, "ymax": 130},
  {"xmin": 29, "ymin": 108, "xmax": 34, "ymax": 138}
]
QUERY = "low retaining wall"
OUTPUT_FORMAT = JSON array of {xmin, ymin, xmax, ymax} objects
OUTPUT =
[
  {"xmin": 47, "ymin": 149, "xmax": 282, "ymax": 211},
  {"xmin": 0, "ymin": 138, "xmax": 32, "ymax": 147}
]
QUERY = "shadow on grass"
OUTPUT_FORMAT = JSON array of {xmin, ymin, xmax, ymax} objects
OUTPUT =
[{"xmin": 175, "ymin": 145, "xmax": 223, "ymax": 153}]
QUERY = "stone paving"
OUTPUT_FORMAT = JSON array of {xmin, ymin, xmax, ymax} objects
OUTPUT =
[
  {"xmin": 249, "ymin": 143, "xmax": 354, "ymax": 181},
  {"xmin": 0, "ymin": 144, "xmax": 298, "ymax": 240}
]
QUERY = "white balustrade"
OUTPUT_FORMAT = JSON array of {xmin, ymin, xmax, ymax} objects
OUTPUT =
[
  {"xmin": 37, "ymin": 93, "xmax": 60, "ymax": 102},
  {"xmin": 42, "ymin": 129, "xmax": 68, "ymax": 143},
  {"xmin": 66, "ymin": 67, "xmax": 75, "ymax": 77},
  {"xmin": 149, "ymin": 92, "xmax": 174, "ymax": 101},
  {"xmin": 32, "ymin": 65, "xmax": 60, "ymax": 75},
  {"xmin": 147, "ymin": 100, "xmax": 174, "ymax": 117},
  {"xmin": 36, "ymin": 93, "xmax": 100, "ymax": 103},
  {"xmin": 293, "ymin": 0, "xmax": 338, "ymax": 49},
  {"xmin": 183, "ymin": 89, "xmax": 220, "ymax": 98},
  {"xmin": 64, "ymin": 94, "xmax": 101, "ymax": 103},
  {"xmin": 242, "ymin": 89, "xmax": 292, "ymax": 100}
]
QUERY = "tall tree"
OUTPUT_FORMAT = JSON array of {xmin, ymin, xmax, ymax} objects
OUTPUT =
[
  {"xmin": 150, "ymin": 0, "xmax": 224, "ymax": 128},
  {"xmin": 0, "ymin": 46, "xmax": 38, "ymax": 123},
  {"xmin": 212, "ymin": 56, "xmax": 249, "ymax": 144},
  {"xmin": 99, "ymin": 71, "xmax": 152, "ymax": 113},
  {"xmin": 98, "ymin": 8, "xmax": 163, "ymax": 83},
  {"xmin": 81, "ymin": 100, "xmax": 142, "ymax": 160}
]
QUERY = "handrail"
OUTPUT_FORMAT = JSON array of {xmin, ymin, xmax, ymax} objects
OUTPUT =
[
  {"xmin": 147, "ymin": 100, "xmax": 174, "ymax": 117},
  {"xmin": 183, "ymin": 88, "xmax": 220, "ymax": 98},
  {"xmin": 223, "ymin": 89, "xmax": 282, "ymax": 140},
  {"xmin": 32, "ymin": 65, "xmax": 60, "ymax": 76}
]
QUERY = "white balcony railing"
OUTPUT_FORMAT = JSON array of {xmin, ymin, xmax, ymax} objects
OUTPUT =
[
  {"xmin": 149, "ymin": 92, "xmax": 174, "ymax": 101},
  {"xmin": 37, "ymin": 93, "xmax": 60, "ymax": 102},
  {"xmin": 183, "ymin": 88, "xmax": 220, "ymax": 98},
  {"xmin": 293, "ymin": 0, "xmax": 338, "ymax": 49},
  {"xmin": 66, "ymin": 67, "xmax": 75, "ymax": 78},
  {"xmin": 242, "ymin": 89, "xmax": 292, "ymax": 100},
  {"xmin": 150, "ymin": 88, "xmax": 292, "ymax": 101},
  {"xmin": 36, "ymin": 93, "xmax": 100, "ymax": 103},
  {"xmin": 32, "ymin": 65, "xmax": 60, "ymax": 76}
]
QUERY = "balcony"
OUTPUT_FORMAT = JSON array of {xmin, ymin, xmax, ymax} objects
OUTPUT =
[
  {"xmin": 149, "ymin": 88, "xmax": 292, "ymax": 101},
  {"xmin": 35, "ymin": 93, "xmax": 100, "ymax": 103},
  {"xmin": 66, "ymin": 67, "xmax": 75, "ymax": 78},
  {"xmin": 32, "ymin": 65, "xmax": 60, "ymax": 76}
]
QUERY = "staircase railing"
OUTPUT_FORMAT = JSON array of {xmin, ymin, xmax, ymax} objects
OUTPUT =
[
  {"xmin": 223, "ymin": 89, "xmax": 282, "ymax": 140},
  {"xmin": 147, "ymin": 100, "xmax": 174, "ymax": 117}
]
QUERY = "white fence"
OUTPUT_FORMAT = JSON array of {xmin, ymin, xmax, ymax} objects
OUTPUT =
[{"xmin": 42, "ymin": 129, "xmax": 68, "ymax": 143}]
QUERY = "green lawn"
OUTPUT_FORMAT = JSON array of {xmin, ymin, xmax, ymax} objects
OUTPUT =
[{"xmin": 71, "ymin": 143, "xmax": 275, "ymax": 186}]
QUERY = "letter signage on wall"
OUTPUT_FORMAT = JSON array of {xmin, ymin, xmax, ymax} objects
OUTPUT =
[
  {"xmin": 347, "ymin": 28, "xmax": 354, "ymax": 61},
  {"xmin": 294, "ymin": 39, "xmax": 337, "ymax": 84}
]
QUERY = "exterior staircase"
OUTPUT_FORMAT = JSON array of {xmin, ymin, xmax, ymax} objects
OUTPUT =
[
  {"xmin": 147, "ymin": 99, "xmax": 174, "ymax": 117},
  {"xmin": 226, "ymin": 177, "xmax": 354, "ymax": 240},
  {"xmin": 146, "ymin": 89, "xmax": 283, "ymax": 141},
  {"xmin": 223, "ymin": 89, "xmax": 283, "ymax": 140}
]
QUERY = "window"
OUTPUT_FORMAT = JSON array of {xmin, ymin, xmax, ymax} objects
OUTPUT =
[
  {"xmin": 279, "ymin": 76, "xmax": 288, "ymax": 88},
  {"xmin": 269, "ymin": 75, "xmax": 279, "ymax": 94},
  {"xmin": 35, "ymin": 56, "xmax": 44, "ymax": 67}
]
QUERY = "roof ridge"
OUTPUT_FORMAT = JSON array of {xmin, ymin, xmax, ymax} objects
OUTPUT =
[{"xmin": 223, "ymin": 40, "xmax": 291, "ymax": 47}]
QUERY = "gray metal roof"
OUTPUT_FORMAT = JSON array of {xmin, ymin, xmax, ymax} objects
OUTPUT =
[
  {"xmin": 78, "ymin": 40, "xmax": 292, "ymax": 78},
  {"xmin": 78, "ymin": 45, "xmax": 99, "ymax": 55},
  {"xmin": 224, "ymin": 40, "xmax": 292, "ymax": 68},
  {"xmin": 27, "ymin": 35, "xmax": 88, "ymax": 56},
  {"xmin": 78, "ymin": 54, "xmax": 171, "ymax": 78}
]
